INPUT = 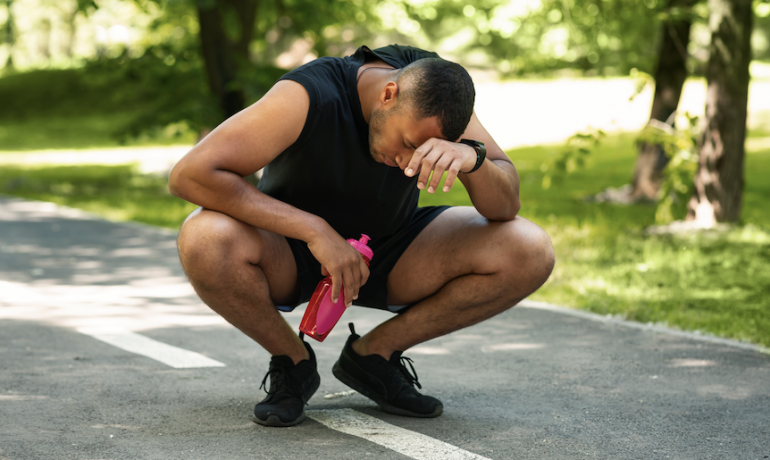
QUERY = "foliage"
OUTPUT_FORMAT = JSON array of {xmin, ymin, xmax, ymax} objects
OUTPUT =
[
  {"xmin": 756, "ymin": 0, "xmax": 770, "ymax": 60},
  {"xmin": 539, "ymin": 128, "xmax": 606, "ymax": 190},
  {"xmin": 0, "ymin": 55, "xmax": 203, "ymax": 148},
  {"xmin": 635, "ymin": 115, "xmax": 700, "ymax": 223},
  {"xmin": 90, "ymin": 47, "xmax": 217, "ymax": 139},
  {"xmin": 401, "ymin": 0, "xmax": 700, "ymax": 76},
  {"xmin": 537, "ymin": 114, "xmax": 700, "ymax": 225}
]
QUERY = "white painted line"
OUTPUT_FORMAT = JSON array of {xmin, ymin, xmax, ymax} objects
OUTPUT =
[
  {"xmin": 323, "ymin": 390, "xmax": 357, "ymax": 400},
  {"xmin": 78, "ymin": 328, "xmax": 225, "ymax": 368},
  {"xmin": 307, "ymin": 409, "xmax": 491, "ymax": 460},
  {"xmin": 518, "ymin": 299, "xmax": 770, "ymax": 355}
]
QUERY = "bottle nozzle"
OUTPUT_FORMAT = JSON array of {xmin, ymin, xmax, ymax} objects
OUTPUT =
[{"xmin": 347, "ymin": 234, "xmax": 373, "ymax": 261}]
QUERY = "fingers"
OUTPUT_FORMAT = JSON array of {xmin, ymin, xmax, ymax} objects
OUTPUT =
[
  {"xmin": 330, "ymin": 253, "xmax": 369, "ymax": 307},
  {"xmin": 340, "ymin": 266, "xmax": 358, "ymax": 307},
  {"xmin": 329, "ymin": 270, "xmax": 343, "ymax": 305},
  {"xmin": 406, "ymin": 139, "xmax": 472, "ymax": 194},
  {"xmin": 308, "ymin": 230, "xmax": 371, "ymax": 307},
  {"xmin": 441, "ymin": 160, "xmax": 463, "ymax": 193}
]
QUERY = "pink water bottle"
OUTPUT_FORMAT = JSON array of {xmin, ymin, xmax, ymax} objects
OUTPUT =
[{"xmin": 299, "ymin": 234, "xmax": 374, "ymax": 342}]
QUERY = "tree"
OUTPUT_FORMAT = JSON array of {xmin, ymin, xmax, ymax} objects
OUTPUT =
[
  {"xmin": 686, "ymin": 0, "xmax": 753, "ymax": 225},
  {"xmin": 165, "ymin": 0, "xmax": 371, "ymax": 121},
  {"xmin": 196, "ymin": 0, "xmax": 257, "ymax": 119},
  {"xmin": 2, "ymin": 0, "xmax": 15, "ymax": 70},
  {"xmin": 630, "ymin": 0, "xmax": 696, "ymax": 201}
]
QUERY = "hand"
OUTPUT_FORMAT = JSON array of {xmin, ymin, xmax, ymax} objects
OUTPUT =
[
  {"xmin": 307, "ymin": 228, "xmax": 370, "ymax": 307},
  {"xmin": 404, "ymin": 139, "xmax": 477, "ymax": 193}
]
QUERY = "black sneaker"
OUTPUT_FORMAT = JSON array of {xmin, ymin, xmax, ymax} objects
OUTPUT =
[
  {"xmin": 332, "ymin": 323, "xmax": 443, "ymax": 418},
  {"xmin": 253, "ymin": 340, "xmax": 321, "ymax": 427}
]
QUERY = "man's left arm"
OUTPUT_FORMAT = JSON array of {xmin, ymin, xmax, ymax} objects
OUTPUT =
[{"xmin": 406, "ymin": 112, "xmax": 521, "ymax": 221}]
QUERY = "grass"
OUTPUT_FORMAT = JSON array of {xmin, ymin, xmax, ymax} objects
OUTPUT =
[
  {"xmin": 0, "ymin": 58, "xmax": 204, "ymax": 150},
  {"xmin": 0, "ymin": 56, "xmax": 286, "ymax": 151},
  {"xmin": 427, "ymin": 134, "xmax": 770, "ymax": 348},
  {"xmin": 1, "ymin": 134, "xmax": 768, "ymax": 348},
  {"xmin": 0, "ymin": 164, "xmax": 197, "ymax": 228}
]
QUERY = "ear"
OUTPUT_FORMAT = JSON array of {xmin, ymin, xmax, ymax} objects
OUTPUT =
[{"xmin": 380, "ymin": 81, "xmax": 400, "ymax": 107}]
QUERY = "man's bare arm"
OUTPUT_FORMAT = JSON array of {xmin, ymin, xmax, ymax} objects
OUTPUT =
[
  {"xmin": 455, "ymin": 112, "xmax": 520, "ymax": 221},
  {"xmin": 169, "ymin": 80, "xmax": 369, "ymax": 306},
  {"xmin": 405, "ymin": 112, "xmax": 520, "ymax": 221}
]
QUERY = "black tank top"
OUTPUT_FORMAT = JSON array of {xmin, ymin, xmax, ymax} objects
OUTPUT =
[{"xmin": 256, "ymin": 45, "xmax": 441, "ymax": 241}]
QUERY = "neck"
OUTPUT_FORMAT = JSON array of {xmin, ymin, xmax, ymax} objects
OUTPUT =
[{"xmin": 357, "ymin": 67, "xmax": 398, "ymax": 124}]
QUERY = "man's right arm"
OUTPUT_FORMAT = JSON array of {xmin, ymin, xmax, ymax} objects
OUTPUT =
[{"xmin": 169, "ymin": 80, "xmax": 368, "ymax": 306}]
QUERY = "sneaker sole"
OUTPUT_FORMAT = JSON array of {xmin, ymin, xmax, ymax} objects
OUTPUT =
[
  {"xmin": 332, "ymin": 360, "xmax": 443, "ymax": 418},
  {"xmin": 251, "ymin": 412, "xmax": 307, "ymax": 427}
]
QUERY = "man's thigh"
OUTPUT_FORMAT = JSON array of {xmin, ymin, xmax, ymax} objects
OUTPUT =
[
  {"xmin": 386, "ymin": 206, "xmax": 541, "ymax": 305},
  {"xmin": 178, "ymin": 207, "xmax": 299, "ymax": 306}
]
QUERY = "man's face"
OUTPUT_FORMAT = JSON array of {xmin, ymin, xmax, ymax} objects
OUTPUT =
[{"xmin": 368, "ymin": 104, "xmax": 443, "ymax": 171}]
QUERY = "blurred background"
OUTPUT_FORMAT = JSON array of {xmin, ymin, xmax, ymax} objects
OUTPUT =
[{"xmin": 1, "ymin": 0, "xmax": 769, "ymax": 347}]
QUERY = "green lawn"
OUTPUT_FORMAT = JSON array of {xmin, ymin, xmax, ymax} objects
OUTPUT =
[
  {"xmin": 0, "ymin": 164, "xmax": 198, "ymax": 228},
  {"xmin": 2, "ymin": 134, "xmax": 769, "ymax": 348},
  {"xmin": 0, "ymin": 60, "xmax": 203, "ymax": 150}
]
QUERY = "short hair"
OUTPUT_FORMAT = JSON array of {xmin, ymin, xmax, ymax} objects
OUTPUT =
[{"xmin": 395, "ymin": 58, "xmax": 475, "ymax": 141}]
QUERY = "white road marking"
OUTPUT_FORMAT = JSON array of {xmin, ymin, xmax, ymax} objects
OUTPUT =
[
  {"xmin": 307, "ymin": 409, "xmax": 492, "ymax": 460},
  {"xmin": 323, "ymin": 390, "xmax": 357, "ymax": 400},
  {"xmin": 78, "ymin": 328, "xmax": 225, "ymax": 368}
]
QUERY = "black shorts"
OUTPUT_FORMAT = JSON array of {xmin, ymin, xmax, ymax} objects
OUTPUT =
[{"xmin": 278, "ymin": 206, "xmax": 450, "ymax": 313}]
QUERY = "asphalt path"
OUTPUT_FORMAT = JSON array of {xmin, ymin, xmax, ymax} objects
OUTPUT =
[{"xmin": 1, "ymin": 196, "xmax": 769, "ymax": 460}]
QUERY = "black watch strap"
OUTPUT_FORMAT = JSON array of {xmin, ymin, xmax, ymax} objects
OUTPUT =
[{"xmin": 458, "ymin": 139, "xmax": 486, "ymax": 173}]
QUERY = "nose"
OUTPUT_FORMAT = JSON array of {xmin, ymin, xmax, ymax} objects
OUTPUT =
[{"xmin": 395, "ymin": 153, "xmax": 408, "ymax": 170}]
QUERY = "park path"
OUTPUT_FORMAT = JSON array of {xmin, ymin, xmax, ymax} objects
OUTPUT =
[{"xmin": 1, "ymin": 195, "xmax": 769, "ymax": 460}]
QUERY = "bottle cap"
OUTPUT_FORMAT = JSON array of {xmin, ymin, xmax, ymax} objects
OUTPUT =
[{"xmin": 347, "ymin": 234, "xmax": 374, "ymax": 260}]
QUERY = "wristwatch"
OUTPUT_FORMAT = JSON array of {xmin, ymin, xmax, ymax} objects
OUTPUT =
[{"xmin": 458, "ymin": 139, "xmax": 487, "ymax": 173}]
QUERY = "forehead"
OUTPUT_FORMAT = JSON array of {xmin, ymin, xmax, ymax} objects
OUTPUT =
[{"xmin": 393, "ymin": 110, "xmax": 443, "ymax": 144}]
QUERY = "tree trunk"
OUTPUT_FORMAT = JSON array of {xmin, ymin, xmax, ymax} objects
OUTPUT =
[
  {"xmin": 686, "ymin": 0, "xmax": 752, "ymax": 225},
  {"xmin": 2, "ymin": 0, "xmax": 14, "ymax": 69},
  {"xmin": 63, "ymin": 2, "xmax": 79, "ymax": 58},
  {"xmin": 631, "ymin": 0, "xmax": 694, "ymax": 200},
  {"xmin": 197, "ymin": 0, "xmax": 258, "ymax": 120}
]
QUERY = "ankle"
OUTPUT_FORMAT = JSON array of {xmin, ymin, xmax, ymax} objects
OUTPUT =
[
  {"xmin": 351, "ymin": 338, "xmax": 367, "ymax": 357},
  {"xmin": 289, "ymin": 343, "xmax": 310, "ymax": 365},
  {"xmin": 352, "ymin": 337, "xmax": 392, "ymax": 360}
]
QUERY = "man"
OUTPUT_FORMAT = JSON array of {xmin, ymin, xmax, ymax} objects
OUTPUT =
[{"xmin": 169, "ymin": 44, "xmax": 555, "ymax": 427}]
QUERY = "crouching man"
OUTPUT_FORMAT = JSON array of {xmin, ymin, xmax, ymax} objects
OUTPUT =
[{"xmin": 169, "ymin": 44, "xmax": 555, "ymax": 427}]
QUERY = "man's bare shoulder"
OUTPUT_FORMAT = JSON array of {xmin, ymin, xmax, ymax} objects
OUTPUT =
[
  {"xmin": 238, "ymin": 79, "xmax": 310, "ymax": 150},
  {"xmin": 182, "ymin": 80, "xmax": 311, "ymax": 176}
]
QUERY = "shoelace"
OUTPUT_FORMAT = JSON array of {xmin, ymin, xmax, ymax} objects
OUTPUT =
[
  {"xmin": 258, "ymin": 360, "xmax": 307, "ymax": 403},
  {"xmin": 396, "ymin": 355, "xmax": 422, "ymax": 390}
]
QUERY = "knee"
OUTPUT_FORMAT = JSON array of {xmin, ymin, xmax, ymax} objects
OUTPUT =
[
  {"xmin": 177, "ymin": 209, "xmax": 258, "ymax": 280},
  {"xmin": 499, "ymin": 218, "xmax": 555, "ymax": 291}
]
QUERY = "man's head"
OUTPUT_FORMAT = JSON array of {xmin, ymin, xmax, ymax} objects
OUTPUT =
[{"xmin": 368, "ymin": 58, "xmax": 475, "ymax": 169}]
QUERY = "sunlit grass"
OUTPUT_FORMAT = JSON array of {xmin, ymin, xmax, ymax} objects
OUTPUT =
[
  {"xmin": 0, "ymin": 164, "xmax": 197, "ymax": 229},
  {"xmin": 0, "ymin": 63, "xmax": 202, "ymax": 151},
  {"xmin": 420, "ymin": 134, "xmax": 770, "ymax": 347}
]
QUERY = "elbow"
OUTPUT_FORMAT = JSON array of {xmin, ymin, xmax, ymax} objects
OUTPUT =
[
  {"xmin": 168, "ymin": 161, "xmax": 189, "ymax": 200},
  {"xmin": 484, "ymin": 198, "xmax": 520, "ymax": 222},
  {"xmin": 501, "ymin": 197, "xmax": 521, "ymax": 221}
]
